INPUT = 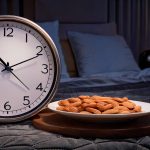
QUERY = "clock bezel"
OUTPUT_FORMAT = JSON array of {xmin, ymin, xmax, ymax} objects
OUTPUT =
[{"xmin": 0, "ymin": 15, "xmax": 60, "ymax": 122}]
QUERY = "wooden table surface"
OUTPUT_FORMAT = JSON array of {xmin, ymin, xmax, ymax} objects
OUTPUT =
[{"xmin": 32, "ymin": 109, "xmax": 150, "ymax": 138}]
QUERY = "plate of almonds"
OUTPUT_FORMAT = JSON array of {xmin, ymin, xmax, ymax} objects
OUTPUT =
[{"xmin": 48, "ymin": 95, "xmax": 150, "ymax": 122}]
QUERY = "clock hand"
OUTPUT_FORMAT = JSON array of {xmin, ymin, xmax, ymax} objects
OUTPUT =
[
  {"xmin": 0, "ymin": 58, "xmax": 29, "ymax": 90},
  {"xmin": 9, "ymin": 70, "xmax": 30, "ymax": 90},
  {"xmin": 0, "ymin": 58, "xmax": 13, "ymax": 71},
  {"xmin": 0, "ymin": 57, "xmax": 7, "ymax": 66},
  {"xmin": 2, "ymin": 55, "xmax": 39, "ymax": 72}
]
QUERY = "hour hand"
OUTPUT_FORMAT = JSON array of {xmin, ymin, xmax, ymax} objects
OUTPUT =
[
  {"xmin": 0, "ymin": 58, "xmax": 7, "ymax": 66},
  {"xmin": 0, "ymin": 58, "xmax": 13, "ymax": 72},
  {"xmin": 2, "ymin": 55, "xmax": 38, "ymax": 72}
]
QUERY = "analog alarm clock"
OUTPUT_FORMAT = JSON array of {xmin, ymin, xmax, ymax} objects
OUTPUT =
[{"xmin": 0, "ymin": 15, "xmax": 60, "ymax": 122}]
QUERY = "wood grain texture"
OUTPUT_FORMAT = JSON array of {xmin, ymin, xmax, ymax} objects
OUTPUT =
[{"xmin": 32, "ymin": 109, "xmax": 150, "ymax": 138}]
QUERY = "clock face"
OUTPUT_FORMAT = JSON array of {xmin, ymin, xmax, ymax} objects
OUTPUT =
[{"xmin": 0, "ymin": 16, "xmax": 60, "ymax": 121}]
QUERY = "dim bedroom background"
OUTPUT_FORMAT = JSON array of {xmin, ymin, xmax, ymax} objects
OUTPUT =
[{"xmin": 0, "ymin": 0, "xmax": 150, "ymax": 149}]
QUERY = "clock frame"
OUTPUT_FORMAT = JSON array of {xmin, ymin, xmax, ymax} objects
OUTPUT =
[{"xmin": 0, "ymin": 15, "xmax": 60, "ymax": 122}]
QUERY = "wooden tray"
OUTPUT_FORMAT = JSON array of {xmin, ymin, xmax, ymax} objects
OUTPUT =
[{"xmin": 32, "ymin": 109, "xmax": 150, "ymax": 138}]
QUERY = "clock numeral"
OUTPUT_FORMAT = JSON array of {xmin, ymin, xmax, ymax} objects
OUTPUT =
[
  {"xmin": 4, "ymin": 27, "xmax": 13, "ymax": 37},
  {"xmin": 23, "ymin": 96, "xmax": 30, "ymax": 106},
  {"xmin": 36, "ymin": 46, "xmax": 43, "ymax": 56},
  {"xmin": 4, "ymin": 101, "xmax": 11, "ymax": 110},
  {"xmin": 25, "ymin": 33, "xmax": 28, "ymax": 43},
  {"xmin": 41, "ymin": 64, "xmax": 49, "ymax": 74},
  {"xmin": 36, "ymin": 83, "xmax": 43, "ymax": 91}
]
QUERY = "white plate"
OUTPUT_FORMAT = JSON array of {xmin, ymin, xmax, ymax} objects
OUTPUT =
[{"xmin": 48, "ymin": 100, "xmax": 150, "ymax": 122}]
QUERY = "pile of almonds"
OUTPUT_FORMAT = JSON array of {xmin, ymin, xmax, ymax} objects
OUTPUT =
[{"xmin": 56, "ymin": 95, "xmax": 142, "ymax": 114}]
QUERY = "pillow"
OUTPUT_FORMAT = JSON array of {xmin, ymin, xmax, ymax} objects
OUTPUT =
[
  {"xmin": 68, "ymin": 31, "xmax": 140, "ymax": 77},
  {"xmin": 38, "ymin": 21, "xmax": 69, "ymax": 78}
]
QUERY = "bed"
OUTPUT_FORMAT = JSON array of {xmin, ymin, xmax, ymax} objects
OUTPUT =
[{"xmin": 1, "ymin": 0, "xmax": 150, "ymax": 149}]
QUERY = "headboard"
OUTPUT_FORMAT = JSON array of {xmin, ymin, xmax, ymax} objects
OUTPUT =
[{"xmin": 23, "ymin": 0, "xmax": 116, "ymax": 76}]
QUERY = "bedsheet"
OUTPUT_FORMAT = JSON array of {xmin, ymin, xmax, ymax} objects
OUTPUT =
[
  {"xmin": 1, "ymin": 70, "xmax": 150, "ymax": 150},
  {"xmin": 61, "ymin": 69, "xmax": 150, "ymax": 88}
]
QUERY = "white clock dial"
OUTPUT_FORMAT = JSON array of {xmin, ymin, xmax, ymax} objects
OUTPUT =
[{"xmin": 0, "ymin": 16, "xmax": 60, "ymax": 122}]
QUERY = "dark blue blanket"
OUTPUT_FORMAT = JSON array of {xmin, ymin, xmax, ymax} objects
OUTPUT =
[{"xmin": 57, "ymin": 81, "xmax": 150, "ymax": 103}]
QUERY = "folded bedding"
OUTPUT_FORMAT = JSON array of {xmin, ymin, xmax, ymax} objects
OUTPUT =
[{"xmin": 60, "ymin": 68, "xmax": 150, "ymax": 88}]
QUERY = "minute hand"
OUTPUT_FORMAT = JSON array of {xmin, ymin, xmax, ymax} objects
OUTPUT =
[
  {"xmin": 0, "ymin": 58, "xmax": 29, "ymax": 90},
  {"xmin": 2, "ymin": 55, "xmax": 38, "ymax": 72}
]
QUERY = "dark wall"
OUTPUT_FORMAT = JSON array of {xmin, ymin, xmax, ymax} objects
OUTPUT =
[
  {"xmin": 109, "ymin": 0, "xmax": 150, "ymax": 60},
  {"xmin": 0, "ymin": 0, "xmax": 149, "ymax": 61},
  {"xmin": 0, "ymin": 0, "xmax": 21, "ymax": 16}
]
